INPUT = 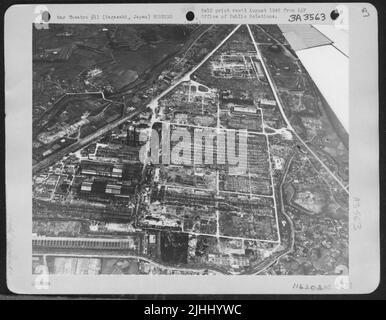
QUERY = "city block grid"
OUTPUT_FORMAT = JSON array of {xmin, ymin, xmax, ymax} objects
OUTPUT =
[{"xmin": 32, "ymin": 24, "xmax": 349, "ymax": 277}]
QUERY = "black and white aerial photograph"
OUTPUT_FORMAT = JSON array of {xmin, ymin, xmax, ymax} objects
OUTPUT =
[
  {"xmin": 2, "ymin": 0, "xmax": 384, "ymax": 303},
  {"xmin": 31, "ymin": 23, "xmax": 350, "ymax": 277}
]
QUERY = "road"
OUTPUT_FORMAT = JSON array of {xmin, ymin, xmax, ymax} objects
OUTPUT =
[
  {"xmin": 33, "ymin": 25, "xmax": 242, "ymax": 174},
  {"xmin": 246, "ymin": 25, "xmax": 348, "ymax": 194},
  {"xmin": 252, "ymin": 153, "xmax": 296, "ymax": 275},
  {"xmin": 170, "ymin": 25, "xmax": 215, "ymax": 72}
]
